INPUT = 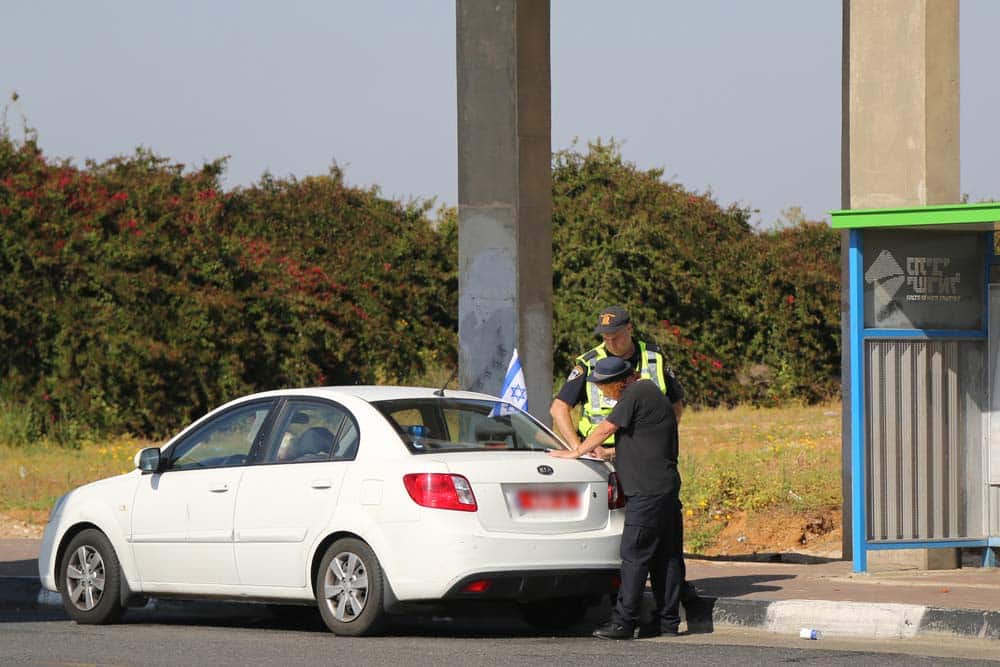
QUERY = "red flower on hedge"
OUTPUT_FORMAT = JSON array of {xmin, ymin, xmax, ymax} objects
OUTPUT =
[{"xmin": 786, "ymin": 295, "xmax": 795, "ymax": 304}]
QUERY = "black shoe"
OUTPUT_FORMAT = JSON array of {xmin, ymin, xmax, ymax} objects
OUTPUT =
[
  {"xmin": 637, "ymin": 623, "xmax": 660, "ymax": 638},
  {"xmin": 680, "ymin": 580, "xmax": 700, "ymax": 603},
  {"xmin": 638, "ymin": 623, "xmax": 681, "ymax": 638},
  {"xmin": 592, "ymin": 622, "xmax": 634, "ymax": 640}
]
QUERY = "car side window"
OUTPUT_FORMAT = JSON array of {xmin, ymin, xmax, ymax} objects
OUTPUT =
[
  {"xmin": 263, "ymin": 400, "xmax": 358, "ymax": 464},
  {"xmin": 169, "ymin": 401, "xmax": 274, "ymax": 471},
  {"xmin": 332, "ymin": 418, "xmax": 360, "ymax": 460}
]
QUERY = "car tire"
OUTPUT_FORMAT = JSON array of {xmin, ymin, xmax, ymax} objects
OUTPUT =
[
  {"xmin": 518, "ymin": 596, "xmax": 590, "ymax": 630},
  {"xmin": 315, "ymin": 538, "xmax": 386, "ymax": 636},
  {"xmin": 59, "ymin": 528, "xmax": 124, "ymax": 625}
]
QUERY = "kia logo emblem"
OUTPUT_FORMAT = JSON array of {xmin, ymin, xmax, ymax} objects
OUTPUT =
[{"xmin": 537, "ymin": 465, "xmax": 554, "ymax": 476}]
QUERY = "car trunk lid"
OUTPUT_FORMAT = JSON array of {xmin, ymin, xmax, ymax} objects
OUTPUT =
[{"xmin": 433, "ymin": 451, "xmax": 614, "ymax": 534}]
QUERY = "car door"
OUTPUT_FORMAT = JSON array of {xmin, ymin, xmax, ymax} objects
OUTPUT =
[
  {"xmin": 130, "ymin": 399, "xmax": 276, "ymax": 587},
  {"xmin": 234, "ymin": 398, "xmax": 359, "ymax": 588}
]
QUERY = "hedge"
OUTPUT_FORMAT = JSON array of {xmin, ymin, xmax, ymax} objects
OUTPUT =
[{"xmin": 0, "ymin": 131, "xmax": 838, "ymax": 441}]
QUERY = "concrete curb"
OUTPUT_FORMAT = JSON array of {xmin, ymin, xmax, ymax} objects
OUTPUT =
[
  {"xmin": 682, "ymin": 595, "xmax": 1000, "ymax": 641},
  {"xmin": 3, "ymin": 575, "xmax": 998, "ymax": 640}
]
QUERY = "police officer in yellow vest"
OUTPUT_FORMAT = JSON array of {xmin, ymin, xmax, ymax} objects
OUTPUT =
[{"xmin": 550, "ymin": 305, "xmax": 685, "ymax": 455}]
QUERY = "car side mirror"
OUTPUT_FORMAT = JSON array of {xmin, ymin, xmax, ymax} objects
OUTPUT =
[{"xmin": 135, "ymin": 447, "xmax": 162, "ymax": 474}]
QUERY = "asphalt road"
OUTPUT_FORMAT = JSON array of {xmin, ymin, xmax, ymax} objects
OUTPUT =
[{"xmin": 1, "ymin": 606, "xmax": 997, "ymax": 666}]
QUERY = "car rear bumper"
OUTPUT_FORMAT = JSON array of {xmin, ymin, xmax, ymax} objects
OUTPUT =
[
  {"xmin": 375, "ymin": 511, "xmax": 624, "ymax": 601},
  {"xmin": 443, "ymin": 568, "xmax": 619, "ymax": 602}
]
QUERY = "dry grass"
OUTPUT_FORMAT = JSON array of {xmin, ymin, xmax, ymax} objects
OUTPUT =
[
  {"xmin": 0, "ymin": 436, "xmax": 155, "ymax": 514},
  {"xmin": 679, "ymin": 402, "xmax": 842, "ymax": 552},
  {"xmin": 682, "ymin": 402, "xmax": 841, "ymax": 455}
]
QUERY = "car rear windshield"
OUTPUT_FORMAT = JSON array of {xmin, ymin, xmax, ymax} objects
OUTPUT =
[{"xmin": 371, "ymin": 398, "xmax": 564, "ymax": 454}]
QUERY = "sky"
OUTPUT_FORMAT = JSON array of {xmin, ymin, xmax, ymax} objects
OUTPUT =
[{"xmin": 2, "ymin": 1, "xmax": 998, "ymax": 228}]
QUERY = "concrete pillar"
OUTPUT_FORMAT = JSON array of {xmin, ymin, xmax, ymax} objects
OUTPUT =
[
  {"xmin": 456, "ymin": 0, "xmax": 553, "ymax": 418},
  {"xmin": 843, "ymin": 0, "xmax": 960, "ymax": 569},
  {"xmin": 845, "ymin": 0, "xmax": 959, "ymax": 208},
  {"xmin": 840, "ymin": 2, "xmax": 853, "ymax": 562}
]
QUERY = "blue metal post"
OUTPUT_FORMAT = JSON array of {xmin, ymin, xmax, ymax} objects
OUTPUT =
[
  {"xmin": 988, "ymin": 232, "xmax": 995, "ymax": 567},
  {"xmin": 849, "ymin": 229, "xmax": 867, "ymax": 572}
]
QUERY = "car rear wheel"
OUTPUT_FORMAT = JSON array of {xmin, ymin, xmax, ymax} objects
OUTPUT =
[
  {"xmin": 518, "ymin": 596, "xmax": 590, "ymax": 630},
  {"xmin": 60, "ymin": 529, "xmax": 124, "ymax": 624},
  {"xmin": 315, "ymin": 538, "xmax": 386, "ymax": 636}
]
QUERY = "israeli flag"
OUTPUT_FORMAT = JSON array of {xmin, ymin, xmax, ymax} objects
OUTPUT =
[{"xmin": 493, "ymin": 348, "xmax": 528, "ymax": 414}]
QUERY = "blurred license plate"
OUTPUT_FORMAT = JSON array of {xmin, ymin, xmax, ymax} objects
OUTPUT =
[{"xmin": 517, "ymin": 488, "xmax": 580, "ymax": 511}]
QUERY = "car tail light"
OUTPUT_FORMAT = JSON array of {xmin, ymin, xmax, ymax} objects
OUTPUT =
[
  {"xmin": 462, "ymin": 579, "xmax": 492, "ymax": 593},
  {"xmin": 608, "ymin": 472, "xmax": 626, "ymax": 509},
  {"xmin": 403, "ymin": 473, "xmax": 478, "ymax": 512}
]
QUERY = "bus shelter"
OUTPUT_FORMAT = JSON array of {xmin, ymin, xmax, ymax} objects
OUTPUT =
[{"xmin": 832, "ymin": 203, "xmax": 1000, "ymax": 572}]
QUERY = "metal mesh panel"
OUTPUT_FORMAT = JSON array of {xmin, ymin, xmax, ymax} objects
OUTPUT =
[{"xmin": 865, "ymin": 340, "xmax": 984, "ymax": 541}]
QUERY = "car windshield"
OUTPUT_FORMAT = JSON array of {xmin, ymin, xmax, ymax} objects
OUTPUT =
[{"xmin": 372, "ymin": 398, "xmax": 565, "ymax": 453}]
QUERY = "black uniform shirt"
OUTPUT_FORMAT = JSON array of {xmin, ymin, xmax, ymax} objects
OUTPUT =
[
  {"xmin": 556, "ymin": 340, "xmax": 684, "ymax": 408},
  {"xmin": 606, "ymin": 379, "xmax": 680, "ymax": 497}
]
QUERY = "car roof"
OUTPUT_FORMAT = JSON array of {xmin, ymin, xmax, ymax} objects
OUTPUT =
[{"xmin": 238, "ymin": 386, "xmax": 505, "ymax": 404}]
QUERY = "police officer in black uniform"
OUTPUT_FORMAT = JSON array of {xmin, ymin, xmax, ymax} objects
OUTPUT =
[{"xmin": 550, "ymin": 356, "xmax": 684, "ymax": 640}]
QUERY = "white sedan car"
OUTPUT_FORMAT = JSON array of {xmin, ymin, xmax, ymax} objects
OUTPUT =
[{"xmin": 39, "ymin": 386, "xmax": 625, "ymax": 635}]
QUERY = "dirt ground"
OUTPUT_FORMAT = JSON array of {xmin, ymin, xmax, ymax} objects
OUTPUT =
[
  {"xmin": 0, "ymin": 507, "xmax": 845, "ymax": 559},
  {"xmin": 702, "ymin": 507, "xmax": 843, "ymax": 559}
]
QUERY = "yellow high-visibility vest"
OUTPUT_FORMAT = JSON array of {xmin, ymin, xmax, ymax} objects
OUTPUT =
[{"xmin": 576, "ymin": 340, "xmax": 667, "ymax": 445}]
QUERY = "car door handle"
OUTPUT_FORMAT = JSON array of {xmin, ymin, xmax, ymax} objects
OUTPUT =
[
  {"xmin": 311, "ymin": 479, "xmax": 332, "ymax": 489},
  {"xmin": 209, "ymin": 483, "xmax": 229, "ymax": 493}
]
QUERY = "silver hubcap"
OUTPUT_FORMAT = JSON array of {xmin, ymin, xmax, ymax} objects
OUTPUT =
[
  {"xmin": 65, "ymin": 545, "xmax": 106, "ymax": 611},
  {"xmin": 323, "ymin": 551, "xmax": 368, "ymax": 622}
]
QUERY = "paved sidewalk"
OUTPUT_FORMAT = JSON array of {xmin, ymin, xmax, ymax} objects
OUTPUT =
[{"xmin": 2, "ymin": 538, "xmax": 998, "ymax": 640}]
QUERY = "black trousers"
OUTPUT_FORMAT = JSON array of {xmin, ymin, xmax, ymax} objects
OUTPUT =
[{"xmin": 612, "ymin": 492, "xmax": 684, "ymax": 631}]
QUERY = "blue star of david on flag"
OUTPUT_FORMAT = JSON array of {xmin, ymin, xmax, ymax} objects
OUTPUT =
[{"xmin": 492, "ymin": 348, "xmax": 528, "ymax": 416}]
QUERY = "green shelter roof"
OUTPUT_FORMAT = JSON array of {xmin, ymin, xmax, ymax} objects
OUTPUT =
[{"xmin": 830, "ymin": 202, "xmax": 1000, "ymax": 230}]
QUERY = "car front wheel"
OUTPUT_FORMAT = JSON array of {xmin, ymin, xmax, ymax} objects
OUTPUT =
[
  {"xmin": 60, "ymin": 529, "xmax": 124, "ymax": 624},
  {"xmin": 315, "ymin": 537, "xmax": 386, "ymax": 636}
]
